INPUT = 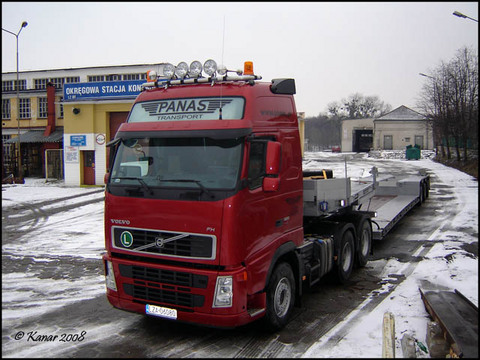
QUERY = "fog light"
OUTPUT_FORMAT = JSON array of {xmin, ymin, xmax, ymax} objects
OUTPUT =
[
  {"xmin": 203, "ymin": 59, "xmax": 217, "ymax": 76},
  {"xmin": 175, "ymin": 61, "xmax": 188, "ymax": 78},
  {"xmin": 163, "ymin": 63, "xmax": 175, "ymax": 79},
  {"xmin": 105, "ymin": 260, "xmax": 117, "ymax": 291},
  {"xmin": 213, "ymin": 275, "xmax": 233, "ymax": 307},
  {"xmin": 189, "ymin": 60, "xmax": 202, "ymax": 77}
]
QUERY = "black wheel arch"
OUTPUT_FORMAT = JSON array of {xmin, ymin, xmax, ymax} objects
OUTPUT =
[{"xmin": 263, "ymin": 241, "xmax": 303, "ymax": 302}]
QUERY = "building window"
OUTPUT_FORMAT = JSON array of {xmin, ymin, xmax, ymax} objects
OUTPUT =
[
  {"xmin": 38, "ymin": 97, "xmax": 48, "ymax": 118},
  {"xmin": 2, "ymin": 99, "xmax": 11, "ymax": 120},
  {"xmin": 19, "ymin": 98, "xmax": 31, "ymax": 119},
  {"xmin": 2, "ymin": 80, "xmax": 27, "ymax": 91},
  {"xmin": 123, "ymin": 73, "xmax": 145, "ymax": 80},
  {"xmin": 15, "ymin": 80, "xmax": 27, "ymax": 91},
  {"xmin": 59, "ymin": 96, "xmax": 64, "ymax": 118},
  {"xmin": 88, "ymin": 75, "xmax": 105, "ymax": 82},
  {"xmin": 35, "ymin": 78, "xmax": 48, "ymax": 90},
  {"xmin": 106, "ymin": 74, "xmax": 121, "ymax": 81},
  {"xmin": 50, "ymin": 77, "xmax": 65, "ymax": 89},
  {"xmin": 123, "ymin": 74, "xmax": 138, "ymax": 80},
  {"xmin": 2, "ymin": 81, "xmax": 13, "ymax": 92},
  {"xmin": 66, "ymin": 77, "xmax": 80, "ymax": 83}
]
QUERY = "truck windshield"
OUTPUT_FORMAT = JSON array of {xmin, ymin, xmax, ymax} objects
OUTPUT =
[{"xmin": 109, "ymin": 137, "xmax": 243, "ymax": 193}]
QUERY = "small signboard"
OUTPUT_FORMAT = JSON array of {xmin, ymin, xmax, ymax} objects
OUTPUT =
[{"xmin": 70, "ymin": 135, "xmax": 87, "ymax": 146}]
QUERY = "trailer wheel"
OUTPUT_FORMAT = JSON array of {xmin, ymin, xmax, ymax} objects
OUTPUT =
[
  {"xmin": 335, "ymin": 228, "xmax": 355, "ymax": 284},
  {"xmin": 265, "ymin": 262, "xmax": 295, "ymax": 331},
  {"xmin": 356, "ymin": 218, "xmax": 372, "ymax": 267},
  {"xmin": 418, "ymin": 181, "xmax": 425, "ymax": 205},
  {"xmin": 423, "ymin": 179, "xmax": 429, "ymax": 201}
]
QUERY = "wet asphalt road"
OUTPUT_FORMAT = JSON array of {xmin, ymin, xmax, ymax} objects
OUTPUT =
[{"xmin": 2, "ymin": 158, "xmax": 477, "ymax": 358}]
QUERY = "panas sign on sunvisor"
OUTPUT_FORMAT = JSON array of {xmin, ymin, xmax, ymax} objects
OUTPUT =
[{"xmin": 128, "ymin": 97, "xmax": 245, "ymax": 122}]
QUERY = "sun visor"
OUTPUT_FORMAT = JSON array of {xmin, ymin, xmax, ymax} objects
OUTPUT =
[{"xmin": 270, "ymin": 78, "xmax": 296, "ymax": 95}]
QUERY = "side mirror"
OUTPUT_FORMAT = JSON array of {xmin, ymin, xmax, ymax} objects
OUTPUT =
[
  {"xmin": 104, "ymin": 172, "xmax": 110, "ymax": 184},
  {"xmin": 265, "ymin": 141, "xmax": 281, "ymax": 175},
  {"xmin": 263, "ymin": 141, "xmax": 281, "ymax": 192}
]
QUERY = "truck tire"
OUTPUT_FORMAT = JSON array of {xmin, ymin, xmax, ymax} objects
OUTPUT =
[
  {"xmin": 356, "ymin": 217, "xmax": 372, "ymax": 267},
  {"xmin": 265, "ymin": 262, "xmax": 295, "ymax": 331},
  {"xmin": 335, "ymin": 228, "xmax": 355, "ymax": 284}
]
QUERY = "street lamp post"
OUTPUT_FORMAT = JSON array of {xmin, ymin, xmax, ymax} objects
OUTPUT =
[
  {"xmin": 419, "ymin": 72, "xmax": 438, "ymax": 155},
  {"xmin": 453, "ymin": 11, "xmax": 478, "ymax": 22},
  {"xmin": 2, "ymin": 21, "xmax": 28, "ymax": 181}
]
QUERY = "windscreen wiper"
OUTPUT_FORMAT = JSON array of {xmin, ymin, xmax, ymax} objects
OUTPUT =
[
  {"xmin": 111, "ymin": 176, "xmax": 153, "ymax": 194},
  {"xmin": 160, "ymin": 179, "xmax": 215, "ymax": 199}
]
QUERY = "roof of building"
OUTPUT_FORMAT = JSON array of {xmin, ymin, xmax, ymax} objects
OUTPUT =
[
  {"xmin": 375, "ymin": 105, "xmax": 425, "ymax": 121},
  {"xmin": 4, "ymin": 128, "xmax": 63, "ymax": 144},
  {"xmin": 2, "ymin": 63, "xmax": 167, "ymax": 76}
]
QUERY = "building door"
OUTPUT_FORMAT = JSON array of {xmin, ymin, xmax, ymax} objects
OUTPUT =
[
  {"xmin": 353, "ymin": 130, "xmax": 373, "ymax": 152},
  {"xmin": 83, "ymin": 151, "xmax": 95, "ymax": 185},
  {"xmin": 414, "ymin": 135, "xmax": 424, "ymax": 149},
  {"xmin": 384, "ymin": 135, "xmax": 393, "ymax": 150}
]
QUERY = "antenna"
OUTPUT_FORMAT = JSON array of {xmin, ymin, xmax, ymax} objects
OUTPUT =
[
  {"xmin": 221, "ymin": 15, "xmax": 226, "ymax": 66},
  {"xmin": 219, "ymin": 15, "xmax": 226, "ymax": 120}
]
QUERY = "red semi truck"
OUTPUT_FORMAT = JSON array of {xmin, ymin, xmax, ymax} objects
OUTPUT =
[{"xmin": 103, "ymin": 60, "xmax": 429, "ymax": 330}]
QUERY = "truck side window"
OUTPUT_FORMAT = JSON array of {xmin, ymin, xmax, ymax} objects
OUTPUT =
[{"xmin": 248, "ymin": 142, "xmax": 266, "ymax": 190}]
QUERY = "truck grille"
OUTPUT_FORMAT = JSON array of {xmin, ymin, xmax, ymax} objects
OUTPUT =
[
  {"xmin": 119, "ymin": 264, "xmax": 208, "ymax": 288},
  {"xmin": 124, "ymin": 284, "xmax": 205, "ymax": 308},
  {"xmin": 120, "ymin": 264, "xmax": 207, "ymax": 309},
  {"xmin": 112, "ymin": 227, "xmax": 216, "ymax": 260}
]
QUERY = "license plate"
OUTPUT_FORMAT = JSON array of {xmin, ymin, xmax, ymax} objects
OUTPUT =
[{"xmin": 145, "ymin": 304, "xmax": 177, "ymax": 320}]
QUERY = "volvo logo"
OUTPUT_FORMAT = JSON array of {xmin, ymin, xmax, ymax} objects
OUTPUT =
[{"xmin": 155, "ymin": 237, "xmax": 165, "ymax": 248}]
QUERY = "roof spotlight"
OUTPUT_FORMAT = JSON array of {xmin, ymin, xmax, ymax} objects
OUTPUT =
[
  {"xmin": 175, "ymin": 62, "xmax": 189, "ymax": 78},
  {"xmin": 217, "ymin": 64, "xmax": 227, "ymax": 76},
  {"xmin": 163, "ymin": 63, "xmax": 175, "ymax": 79},
  {"xmin": 203, "ymin": 59, "xmax": 217, "ymax": 76},
  {"xmin": 189, "ymin": 60, "xmax": 203, "ymax": 78}
]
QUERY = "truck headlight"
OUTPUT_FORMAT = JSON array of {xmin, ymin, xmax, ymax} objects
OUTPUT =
[
  {"xmin": 213, "ymin": 275, "xmax": 233, "ymax": 308},
  {"xmin": 105, "ymin": 260, "xmax": 117, "ymax": 292}
]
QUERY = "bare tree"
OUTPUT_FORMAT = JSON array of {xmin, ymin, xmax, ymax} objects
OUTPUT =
[
  {"xmin": 327, "ymin": 93, "xmax": 391, "ymax": 119},
  {"xmin": 418, "ymin": 46, "xmax": 478, "ymax": 161}
]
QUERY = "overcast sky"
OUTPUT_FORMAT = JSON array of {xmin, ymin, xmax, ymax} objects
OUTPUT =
[{"xmin": 2, "ymin": 2, "xmax": 478, "ymax": 117}]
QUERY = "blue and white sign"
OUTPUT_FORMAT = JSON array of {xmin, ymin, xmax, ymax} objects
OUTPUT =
[
  {"xmin": 70, "ymin": 135, "xmax": 87, "ymax": 146},
  {"xmin": 64, "ymin": 80, "xmax": 144, "ymax": 101}
]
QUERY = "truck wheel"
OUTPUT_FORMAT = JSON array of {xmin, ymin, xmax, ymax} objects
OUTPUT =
[
  {"xmin": 335, "ymin": 228, "xmax": 355, "ymax": 284},
  {"xmin": 356, "ymin": 218, "xmax": 372, "ymax": 267},
  {"xmin": 265, "ymin": 262, "xmax": 295, "ymax": 331}
]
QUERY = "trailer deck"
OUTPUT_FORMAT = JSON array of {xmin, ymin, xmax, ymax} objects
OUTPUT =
[{"xmin": 303, "ymin": 168, "xmax": 429, "ymax": 241}]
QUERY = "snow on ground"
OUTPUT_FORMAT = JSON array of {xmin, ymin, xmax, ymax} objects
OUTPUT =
[
  {"xmin": 2, "ymin": 180, "xmax": 107, "ymax": 325},
  {"xmin": 2, "ymin": 151, "xmax": 478, "ymax": 358}
]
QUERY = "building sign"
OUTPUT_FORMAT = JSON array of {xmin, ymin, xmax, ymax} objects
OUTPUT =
[
  {"xmin": 65, "ymin": 146, "xmax": 79, "ymax": 163},
  {"xmin": 127, "ymin": 97, "xmax": 245, "ymax": 122},
  {"xmin": 63, "ymin": 80, "xmax": 144, "ymax": 101},
  {"xmin": 70, "ymin": 135, "xmax": 87, "ymax": 146}
]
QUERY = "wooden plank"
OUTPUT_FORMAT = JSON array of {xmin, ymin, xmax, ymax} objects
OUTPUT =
[{"xmin": 419, "ymin": 288, "xmax": 478, "ymax": 358}]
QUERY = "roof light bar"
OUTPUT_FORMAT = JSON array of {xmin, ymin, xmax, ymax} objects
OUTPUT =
[{"xmin": 142, "ymin": 60, "xmax": 261, "ymax": 89}]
